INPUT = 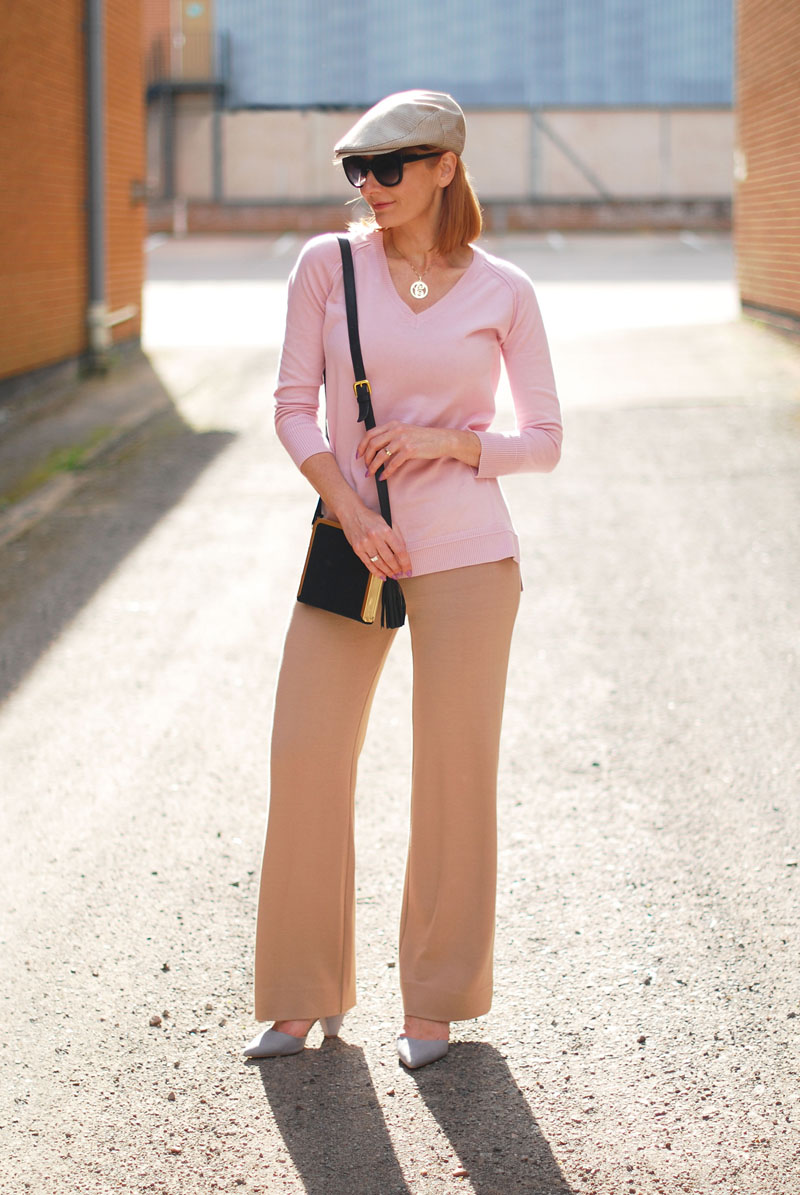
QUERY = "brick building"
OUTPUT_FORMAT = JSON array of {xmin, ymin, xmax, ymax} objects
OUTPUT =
[
  {"xmin": 735, "ymin": 0, "xmax": 800, "ymax": 332},
  {"xmin": 0, "ymin": 0, "xmax": 146, "ymax": 389}
]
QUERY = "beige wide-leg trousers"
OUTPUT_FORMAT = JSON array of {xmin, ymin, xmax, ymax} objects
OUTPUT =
[{"xmin": 254, "ymin": 558, "xmax": 520, "ymax": 1023}]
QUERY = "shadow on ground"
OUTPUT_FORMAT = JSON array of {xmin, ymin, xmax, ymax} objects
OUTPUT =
[
  {"xmin": 411, "ymin": 1043, "xmax": 573, "ymax": 1195},
  {"xmin": 0, "ymin": 364, "xmax": 235, "ymax": 704},
  {"xmin": 254, "ymin": 1040, "xmax": 411, "ymax": 1194},
  {"xmin": 254, "ymin": 1039, "xmax": 572, "ymax": 1195}
]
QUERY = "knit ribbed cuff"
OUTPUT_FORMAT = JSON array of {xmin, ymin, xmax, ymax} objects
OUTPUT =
[{"xmin": 474, "ymin": 430, "xmax": 524, "ymax": 478}]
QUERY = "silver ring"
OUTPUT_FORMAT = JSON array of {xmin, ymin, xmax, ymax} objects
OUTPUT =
[{"xmin": 369, "ymin": 554, "xmax": 380, "ymax": 562}]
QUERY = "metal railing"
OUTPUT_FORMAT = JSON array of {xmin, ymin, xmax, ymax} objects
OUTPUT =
[{"xmin": 146, "ymin": 30, "xmax": 230, "ymax": 90}]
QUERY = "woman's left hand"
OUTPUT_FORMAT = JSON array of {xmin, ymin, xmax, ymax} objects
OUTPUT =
[{"xmin": 358, "ymin": 422, "xmax": 481, "ymax": 480}]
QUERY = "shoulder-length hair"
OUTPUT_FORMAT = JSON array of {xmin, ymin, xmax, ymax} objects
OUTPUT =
[
  {"xmin": 348, "ymin": 152, "xmax": 483, "ymax": 253},
  {"xmin": 437, "ymin": 156, "xmax": 483, "ymax": 253}
]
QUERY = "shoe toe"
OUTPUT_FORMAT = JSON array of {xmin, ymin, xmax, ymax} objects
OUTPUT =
[{"xmin": 243, "ymin": 1028, "xmax": 305, "ymax": 1058}]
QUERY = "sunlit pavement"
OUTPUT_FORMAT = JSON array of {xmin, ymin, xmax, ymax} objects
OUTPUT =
[
  {"xmin": 143, "ymin": 230, "xmax": 800, "ymax": 416},
  {"xmin": 143, "ymin": 230, "xmax": 741, "ymax": 355},
  {"xmin": 1, "ymin": 232, "xmax": 798, "ymax": 1195}
]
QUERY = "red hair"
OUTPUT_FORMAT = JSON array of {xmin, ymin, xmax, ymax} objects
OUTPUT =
[{"xmin": 437, "ymin": 156, "xmax": 482, "ymax": 253}]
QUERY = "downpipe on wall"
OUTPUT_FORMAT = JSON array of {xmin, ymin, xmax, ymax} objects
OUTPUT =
[{"xmin": 85, "ymin": 0, "xmax": 110, "ymax": 373}]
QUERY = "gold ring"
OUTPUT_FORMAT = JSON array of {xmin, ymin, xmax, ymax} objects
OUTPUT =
[{"xmin": 384, "ymin": 448, "xmax": 392, "ymax": 456}]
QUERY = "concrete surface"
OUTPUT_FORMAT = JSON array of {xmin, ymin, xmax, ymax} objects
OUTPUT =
[{"xmin": 0, "ymin": 233, "xmax": 799, "ymax": 1195}]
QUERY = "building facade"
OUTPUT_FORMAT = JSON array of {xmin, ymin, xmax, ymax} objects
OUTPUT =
[
  {"xmin": 0, "ymin": 0, "xmax": 146, "ymax": 388},
  {"xmin": 214, "ymin": 0, "xmax": 732, "ymax": 110},
  {"xmin": 735, "ymin": 0, "xmax": 800, "ymax": 332},
  {"xmin": 143, "ymin": 0, "xmax": 735, "ymax": 233}
]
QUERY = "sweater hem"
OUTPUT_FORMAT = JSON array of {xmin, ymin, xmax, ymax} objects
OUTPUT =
[{"xmin": 407, "ymin": 530, "xmax": 520, "ymax": 578}]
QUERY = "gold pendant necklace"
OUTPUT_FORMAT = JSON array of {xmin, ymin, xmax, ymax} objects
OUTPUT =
[{"xmin": 390, "ymin": 235, "xmax": 432, "ymax": 299}]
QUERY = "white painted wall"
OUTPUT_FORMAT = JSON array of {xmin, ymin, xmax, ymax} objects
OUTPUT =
[{"xmin": 165, "ymin": 103, "xmax": 733, "ymax": 202}]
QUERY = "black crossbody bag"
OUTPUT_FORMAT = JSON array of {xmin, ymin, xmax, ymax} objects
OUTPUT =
[{"xmin": 296, "ymin": 237, "xmax": 406, "ymax": 629}]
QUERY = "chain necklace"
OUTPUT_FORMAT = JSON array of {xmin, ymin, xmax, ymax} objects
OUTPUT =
[{"xmin": 389, "ymin": 235, "xmax": 435, "ymax": 299}]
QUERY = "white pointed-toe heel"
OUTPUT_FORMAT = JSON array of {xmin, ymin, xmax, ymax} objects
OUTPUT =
[
  {"xmin": 243, "ymin": 1026, "xmax": 308, "ymax": 1058},
  {"xmin": 396, "ymin": 1035, "xmax": 449, "ymax": 1070},
  {"xmin": 243, "ymin": 1014, "xmax": 345, "ymax": 1058},
  {"xmin": 320, "ymin": 1014, "xmax": 345, "ymax": 1037}
]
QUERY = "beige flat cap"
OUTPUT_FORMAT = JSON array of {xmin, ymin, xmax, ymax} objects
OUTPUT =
[{"xmin": 333, "ymin": 90, "xmax": 466, "ymax": 159}]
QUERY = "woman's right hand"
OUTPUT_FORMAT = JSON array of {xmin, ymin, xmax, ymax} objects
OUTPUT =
[
  {"xmin": 300, "ymin": 451, "xmax": 412, "ymax": 579},
  {"xmin": 339, "ymin": 503, "xmax": 412, "ymax": 580}
]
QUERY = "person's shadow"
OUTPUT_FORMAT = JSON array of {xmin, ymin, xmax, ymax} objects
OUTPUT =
[
  {"xmin": 409, "ymin": 1042, "xmax": 573, "ymax": 1194},
  {"xmin": 253, "ymin": 1038, "xmax": 410, "ymax": 1194},
  {"xmin": 254, "ymin": 1039, "xmax": 572, "ymax": 1195}
]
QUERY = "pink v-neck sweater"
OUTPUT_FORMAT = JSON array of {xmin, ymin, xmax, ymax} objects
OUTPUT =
[{"xmin": 274, "ymin": 229, "xmax": 562, "ymax": 577}]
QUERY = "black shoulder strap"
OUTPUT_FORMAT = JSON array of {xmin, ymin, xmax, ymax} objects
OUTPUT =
[
  {"xmin": 337, "ymin": 236, "xmax": 393, "ymax": 528},
  {"xmin": 338, "ymin": 239, "xmax": 371, "ymax": 423}
]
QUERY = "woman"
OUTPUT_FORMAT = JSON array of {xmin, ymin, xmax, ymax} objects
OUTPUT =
[{"xmin": 245, "ymin": 90, "xmax": 561, "ymax": 1069}]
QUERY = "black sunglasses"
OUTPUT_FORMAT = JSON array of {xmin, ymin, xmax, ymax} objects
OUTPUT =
[{"xmin": 342, "ymin": 150, "xmax": 442, "ymax": 188}]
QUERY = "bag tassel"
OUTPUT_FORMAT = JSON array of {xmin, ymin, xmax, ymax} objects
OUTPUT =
[{"xmin": 381, "ymin": 578, "xmax": 406, "ymax": 629}]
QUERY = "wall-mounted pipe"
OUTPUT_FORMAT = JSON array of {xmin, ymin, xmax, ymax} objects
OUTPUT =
[{"xmin": 85, "ymin": 0, "xmax": 110, "ymax": 371}]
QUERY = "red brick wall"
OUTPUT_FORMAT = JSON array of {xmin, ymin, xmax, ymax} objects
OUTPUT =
[
  {"xmin": 0, "ymin": 0, "xmax": 145, "ymax": 383},
  {"xmin": 147, "ymin": 198, "xmax": 731, "ymax": 237},
  {"xmin": 735, "ymin": 0, "xmax": 800, "ymax": 326},
  {"xmin": 0, "ymin": 2, "xmax": 87, "ymax": 379},
  {"xmin": 142, "ymin": 0, "xmax": 172, "ymax": 74},
  {"xmin": 142, "ymin": 0, "xmax": 172, "ymax": 39}
]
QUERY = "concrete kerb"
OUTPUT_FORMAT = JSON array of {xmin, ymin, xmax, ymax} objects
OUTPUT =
[{"xmin": 0, "ymin": 349, "xmax": 175, "ymax": 551}]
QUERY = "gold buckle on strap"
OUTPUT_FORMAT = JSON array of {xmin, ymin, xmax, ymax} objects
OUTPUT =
[{"xmin": 353, "ymin": 378, "xmax": 371, "ymax": 396}]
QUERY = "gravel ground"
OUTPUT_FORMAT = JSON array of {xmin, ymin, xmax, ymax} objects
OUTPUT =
[{"xmin": 0, "ymin": 234, "xmax": 798, "ymax": 1194}]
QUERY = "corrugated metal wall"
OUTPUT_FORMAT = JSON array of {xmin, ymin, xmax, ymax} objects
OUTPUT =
[{"xmin": 215, "ymin": 0, "xmax": 733, "ymax": 109}]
